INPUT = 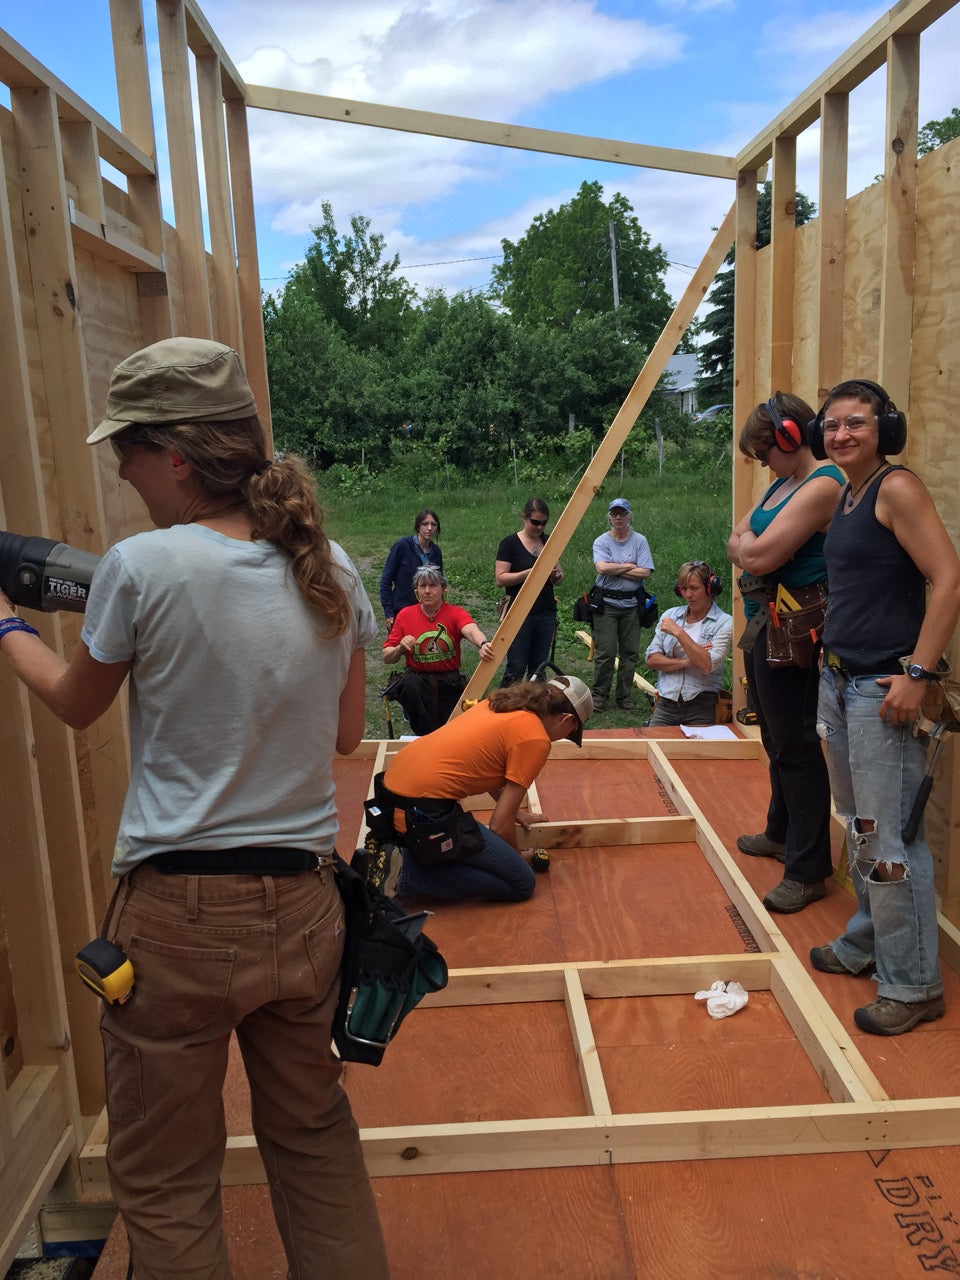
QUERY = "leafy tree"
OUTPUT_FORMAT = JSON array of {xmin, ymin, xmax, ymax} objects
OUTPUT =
[
  {"xmin": 282, "ymin": 201, "xmax": 417, "ymax": 353},
  {"xmin": 396, "ymin": 291, "xmax": 569, "ymax": 470},
  {"xmin": 918, "ymin": 106, "xmax": 960, "ymax": 155},
  {"xmin": 697, "ymin": 182, "xmax": 816, "ymax": 405},
  {"xmin": 263, "ymin": 288, "xmax": 394, "ymax": 469},
  {"xmin": 491, "ymin": 180, "xmax": 673, "ymax": 348}
]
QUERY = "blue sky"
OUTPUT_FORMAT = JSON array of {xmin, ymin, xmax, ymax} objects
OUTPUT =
[{"xmin": 3, "ymin": 1, "xmax": 960, "ymax": 310}]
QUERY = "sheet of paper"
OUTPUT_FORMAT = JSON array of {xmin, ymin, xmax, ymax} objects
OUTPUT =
[{"xmin": 679, "ymin": 723, "xmax": 738, "ymax": 740}]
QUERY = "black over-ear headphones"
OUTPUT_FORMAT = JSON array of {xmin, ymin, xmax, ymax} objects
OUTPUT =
[
  {"xmin": 807, "ymin": 379, "xmax": 907, "ymax": 460},
  {"xmin": 675, "ymin": 561, "xmax": 723, "ymax": 600},
  {"xmin": 766, "ymin": 395, "xmax": 804, "ymax": 453}
]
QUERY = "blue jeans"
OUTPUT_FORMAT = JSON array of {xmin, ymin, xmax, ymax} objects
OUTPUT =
[
  {"xmin": 500, "ymin": 611, "xmax": 556, "ymax": 685},
  {"xmin": 398, "ymin": 824, "xmax": 536, "ymax": 902},
  {"xmin": 817, "ymin": 666, "xmax": 943, "ymax": 1001}
]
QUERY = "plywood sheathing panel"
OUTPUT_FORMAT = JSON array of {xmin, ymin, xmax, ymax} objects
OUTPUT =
[{"xmin": 89, "ymin": 739, "xmax": 960, "ymax": 1280}]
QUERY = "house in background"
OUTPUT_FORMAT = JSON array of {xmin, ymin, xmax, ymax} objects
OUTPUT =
[{"xmin": 662, "ymin": 353, "xmax": 700, "ymax": 415}]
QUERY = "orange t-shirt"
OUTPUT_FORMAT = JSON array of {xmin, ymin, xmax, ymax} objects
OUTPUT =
[{"xmin": 384, "ymin": 700, "xmax": 550, "ymax": 799}]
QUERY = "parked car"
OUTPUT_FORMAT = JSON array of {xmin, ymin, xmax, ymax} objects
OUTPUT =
[{"xmin": 693, "ymin": 404, "xmax": 732, "ymax": 422}]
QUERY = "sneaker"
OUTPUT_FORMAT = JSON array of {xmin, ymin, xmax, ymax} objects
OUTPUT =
[
  {"xmin": 736, "ymin": 832, "xmax": 786, "ymax": 863},
  {"xmin": 810, "ymin": 944, "xmax": 876, "ymax": 977},
  {"xmin": 617, "ymin": 698, "xmax": 637, "ymax": 711},
  {"xmin": 364, "ymin": 839, "xmax": 403, "ymax": 899},
  {"xmin": 854, "ymin": 994, "xmax": 945, "ymax": 1036},
  {"xmin": 763, "ymin": 878, "xmax": 826, "ymax": 913}
]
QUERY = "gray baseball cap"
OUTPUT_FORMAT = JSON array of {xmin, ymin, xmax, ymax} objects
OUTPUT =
[
  {"xmin": 608, "ymin": 498, "xmax": 632, "ymax": 515},
  {"xmin": 547, "ymin": 674, "xmax": 593, "ymax": 746},
  {"xmin": 87, "ymin": 337, "xmax": 257, "ymax": 444}
]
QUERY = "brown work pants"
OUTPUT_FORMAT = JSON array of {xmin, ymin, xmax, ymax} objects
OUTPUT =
[{"xmin": 100, "ymin": 863, "xmax": 390, "ymax": 1280}]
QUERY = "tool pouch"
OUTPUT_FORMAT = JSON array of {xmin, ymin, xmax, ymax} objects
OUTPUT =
[
  {"xmin": 638, "ymin": 587, "xmax": 658, "ymax": 630},
  {"xmin": 332, "ymin": 854, "xmax": 448, "ymax": 1066},
  {"xmin": 765, "ymin": 585, "xmax": 828, "ymax": 669},
  {"xmin": 404, "ymin": 802, "xmax": 485, "ymax": 867},
  {"xmin": 572, "ymin": 592, "xmax": 592, "ymax": 625}
]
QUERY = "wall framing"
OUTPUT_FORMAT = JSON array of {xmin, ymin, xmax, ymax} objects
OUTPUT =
[
  {"xmin": 2, "ymin": 0, "xmax": 960, "ymax": 1267},
  {"xmin": 76, "ymin": 735, "xmax": 960, "ymax": 1193}
]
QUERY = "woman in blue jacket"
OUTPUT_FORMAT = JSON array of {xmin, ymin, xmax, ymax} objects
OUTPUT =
[{"xmin": 379, "ymin": 508, "xmax": 442, "ymax": 627}]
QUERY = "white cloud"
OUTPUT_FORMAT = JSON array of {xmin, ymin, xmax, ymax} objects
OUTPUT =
[{"xmin": 197, "ymin": 0, "xmax": 960, "ymax": 306}]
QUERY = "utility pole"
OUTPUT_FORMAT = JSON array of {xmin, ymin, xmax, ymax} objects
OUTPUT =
[
  {"xmin": 608, "ymin": 219, "xmax": 621, "ymax": 334},
  {"xmin": 608, "ymin": 220, "xmax": 621, "ymax": 310}
]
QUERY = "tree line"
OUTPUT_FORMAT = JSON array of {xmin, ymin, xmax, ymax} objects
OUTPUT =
[
  {"xmin": 263, "ymin": 109, "xmax": 960, "ymax": 476},
  {"xmin": 263, "ymin": 181, "xmax": 698, "ymax": 483}
]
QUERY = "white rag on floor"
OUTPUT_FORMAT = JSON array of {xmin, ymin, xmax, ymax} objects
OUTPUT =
[{"xmin": 693, "ymin": 979, "xmax": 748, "ymax": 1018}]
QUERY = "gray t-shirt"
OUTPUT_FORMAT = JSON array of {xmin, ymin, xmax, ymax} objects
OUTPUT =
[
  {"xmin": 82, "ymin": 524, "xmax": 377, "ymax": 874},
  {"xmin": 592, "ymin": 529, "xmax": 655, "ymax": 607}
]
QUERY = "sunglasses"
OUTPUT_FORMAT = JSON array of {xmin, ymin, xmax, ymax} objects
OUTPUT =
[{"xmin": 528, "ymin": 517, "xmax": 547, "ymax": 528}]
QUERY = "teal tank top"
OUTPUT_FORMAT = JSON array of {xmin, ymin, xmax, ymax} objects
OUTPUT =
[{"xmin": 743, "ymin": 464, "xmax": 844, "ymax": 618}]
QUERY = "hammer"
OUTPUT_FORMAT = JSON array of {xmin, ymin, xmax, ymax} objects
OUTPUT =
[{"xmin": 902, "ymin": 717, "xmax": 956, "ymax": 842}]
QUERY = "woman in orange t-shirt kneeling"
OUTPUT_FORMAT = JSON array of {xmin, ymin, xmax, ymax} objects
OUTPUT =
[{"xmin": 376, "ymin": 675, "xmax": 592, "ymax": 902}]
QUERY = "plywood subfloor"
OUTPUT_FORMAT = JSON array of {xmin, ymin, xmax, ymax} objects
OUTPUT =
[{"xmin": 92, "ymin": 731, "xmax": 960, "ymax": 1279}]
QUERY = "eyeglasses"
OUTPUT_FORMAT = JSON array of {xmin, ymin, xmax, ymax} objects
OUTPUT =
[
  {"xmin": 528, "ymin": 517, "xmax": 547, "ymax": 527},
  {"xmin": 822, "ymin": 415, "xmax": 875, "ymax": 435}
]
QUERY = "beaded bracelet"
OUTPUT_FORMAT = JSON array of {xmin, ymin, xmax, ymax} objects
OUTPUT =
[{"xmin": 0, "ymin": 616, "xmax": 40, "ymax": 641}]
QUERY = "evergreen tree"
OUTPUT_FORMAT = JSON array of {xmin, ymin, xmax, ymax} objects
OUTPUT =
[{"xmin": 697, "ymin": 182, "xmax": 816, "ymax": 405}]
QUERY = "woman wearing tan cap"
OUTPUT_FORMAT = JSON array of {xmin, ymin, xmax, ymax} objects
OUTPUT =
[{"xmin": 0, "ymin": 337, "xmax": 390, "ymax": 1280}]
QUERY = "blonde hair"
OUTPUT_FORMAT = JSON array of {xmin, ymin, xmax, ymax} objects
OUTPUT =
[{"xmin": 119, "ymin": 418, "xmax": 352, "ymax": 636}]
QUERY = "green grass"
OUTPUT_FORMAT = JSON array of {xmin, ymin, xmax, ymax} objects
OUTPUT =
[{"xmin": 317, "ymin": 444, "xmax": 733, "ymax": 738}]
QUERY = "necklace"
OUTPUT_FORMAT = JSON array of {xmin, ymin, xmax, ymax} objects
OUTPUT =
[{"xmin": 845, "ymin": 462, "xmax": 887, "ymax": 509}]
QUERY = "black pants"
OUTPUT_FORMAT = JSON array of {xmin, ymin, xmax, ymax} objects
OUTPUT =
[
  {"xmin": 392, "ymin": 670, "xmax": 466, "ymax": 736},
  {"xmin": 744, "ymin": 642, "xmax": 833, "ymax": 884}
]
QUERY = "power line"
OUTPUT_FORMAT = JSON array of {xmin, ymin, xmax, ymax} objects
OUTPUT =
[{"xmin": 260, "ymin": 251, "xmax": 500, "ymax": 283}]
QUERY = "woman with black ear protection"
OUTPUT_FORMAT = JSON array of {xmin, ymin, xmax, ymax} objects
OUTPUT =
[
  {"xmin": 727, "ymin": 392, "xmax": 845, "ymax": 915},
  {"xmin": 809, "ymin": 378, "xmax": 960, "ymax": 1036},
  {"xmin": 644, "ymin": 560, "xmax": 733, "ymax": 726}
]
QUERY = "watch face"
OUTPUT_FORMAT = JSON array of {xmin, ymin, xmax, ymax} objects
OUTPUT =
[{"xmin": 908, "ymin": 664, "xmax": 929, "ymax": 681}]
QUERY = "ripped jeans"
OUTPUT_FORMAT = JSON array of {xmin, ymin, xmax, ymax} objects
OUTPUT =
[{"xmin": 817, "ymin": 666, "xmax": 942, "ymax": 1002}]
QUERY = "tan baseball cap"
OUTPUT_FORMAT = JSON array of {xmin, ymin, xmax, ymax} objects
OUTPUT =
[
  {"xmin": 547, "ymin": 674, "xmax": 593, "ymax": 746},
  {"xmin": 87, "ymin": 337, "xmax": 257, "ymax": 444}
]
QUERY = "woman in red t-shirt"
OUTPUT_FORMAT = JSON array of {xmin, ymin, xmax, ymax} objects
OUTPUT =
[{"xmin": 383, "ymin": 566, "xmax": 494, "ymax": 734}]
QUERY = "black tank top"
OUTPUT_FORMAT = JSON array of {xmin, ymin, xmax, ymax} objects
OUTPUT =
[{"xmin": 822, "ymin": 466, "xmax": 925, "ymax": 674}]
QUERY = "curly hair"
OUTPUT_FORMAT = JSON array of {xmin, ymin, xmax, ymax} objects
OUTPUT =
[
  {"xmin": 487, "ymin": 680, "xmax": 574, "ymax": 720},
  {"xmin": 116, "ymin": 418, "xmax": 352, "ymax": 636}
]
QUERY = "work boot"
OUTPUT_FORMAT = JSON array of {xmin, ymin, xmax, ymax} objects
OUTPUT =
[
  {"xmin": 810, "ymin": 944, "xmax": 876, "ymax": 977},
  {"xmin": 763, "ymin": 878, "xmax": 826, "ymax": 913},
  {"xmin": 853, "ymin": 994, "xmax": 945, "ymax": 1036},
  {"xmin": 617, "ymin": 697, "xmax": 637, "ymax": 711},
  {"xmin": 736, "ymin": 832, "xmax": 786, "ymax": 862},
  {"xmin": 592, "ymin": 695, "xmax": 607, "ymax": 712}
]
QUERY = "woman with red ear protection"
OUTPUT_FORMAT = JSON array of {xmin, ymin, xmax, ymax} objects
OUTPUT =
[{"xmin": 727, "ymin": 392, "xmax": 845, "ymax": 915}]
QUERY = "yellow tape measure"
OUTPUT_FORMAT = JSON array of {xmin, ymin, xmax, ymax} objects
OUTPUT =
[{"xmin": 75, "ymin": 939, "xmax": 134, "ymax": 1005}]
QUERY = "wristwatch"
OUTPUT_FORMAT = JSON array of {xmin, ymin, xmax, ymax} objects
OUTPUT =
[{"xmin": 906, "ymin": 663, "xmax": 942, "ymax": 682}]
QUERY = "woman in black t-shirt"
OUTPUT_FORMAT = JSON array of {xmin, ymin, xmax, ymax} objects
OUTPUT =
[{"xmin": 494, "ymin": 497, "xmax": 563, "ymax": 685}]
